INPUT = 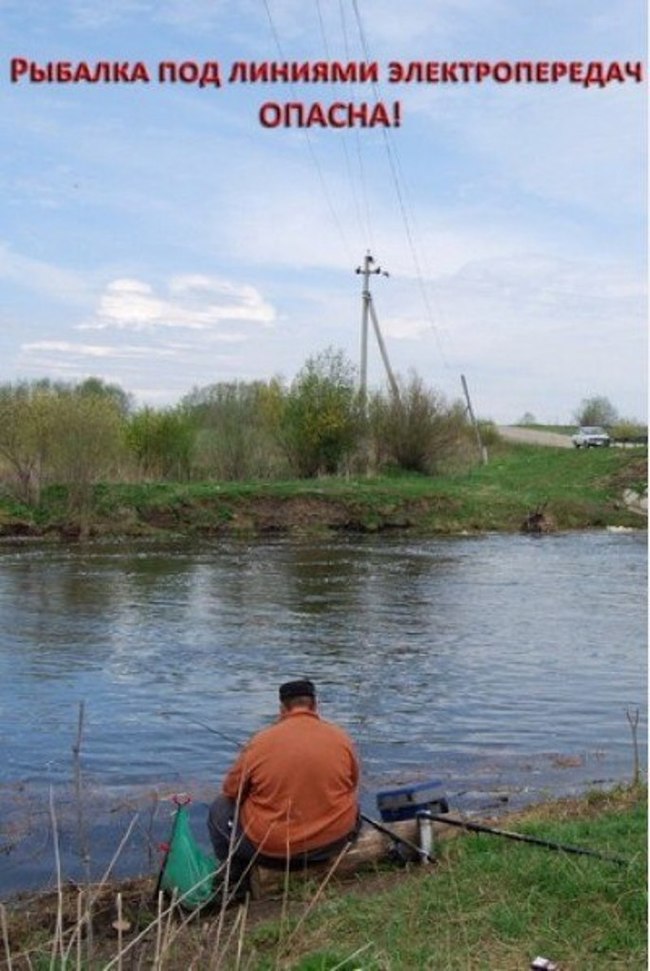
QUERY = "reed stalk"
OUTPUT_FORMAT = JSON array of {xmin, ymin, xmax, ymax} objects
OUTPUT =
[
  {"xmin": 281, "ymin": 840, "xmax": 352, "ymax": 951},
  {"xmin": 626, "ymin": 705, "xmax": 641, "ymax": 785},
  {"xmin": 233, "ymin": 895, "xmax": 249, "ymax": 971},
  {"xmin": 1, "ymin": 903, "xmax": 14, "ymax": 971},
  {"xmin": 154, "ymin": 889, "xmax": 164, "ymax": 967},
  {"xmin": 63, "ymin": 813, "xmax": 140, "ymax": 963},
  {"xmin": 116, "ymin": 891, "xmax": 124, "ymax": 971},
  {"xmin": 48, "ymin": 786, "xmax": 65, "ymax": 971},
  {"xmin": 72, "ymin": 700, "xmax": 94, "ymax": 963}
]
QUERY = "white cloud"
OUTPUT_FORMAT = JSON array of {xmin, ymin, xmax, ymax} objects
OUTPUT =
[
  {"xmin": 14, "ymin": 273, "xmax": 279, "ymax": 402},
  {"xmin": 21, "ymin": 340, "xmax": 178, "ymax": 359},
  {"xmin": 80, "ymin": 275, "xmax": 276, "ymax": 332}
]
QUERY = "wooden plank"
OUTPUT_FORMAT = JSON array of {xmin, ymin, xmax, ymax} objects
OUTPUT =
[{"xmin": 248, "ymin": 819, "xmax": 447, "ymax": 900}]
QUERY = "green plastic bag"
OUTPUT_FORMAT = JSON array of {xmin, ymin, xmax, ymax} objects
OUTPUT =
[{"xmin": 158, "ymin": 804, "xmax": 219, "ymax": 910}]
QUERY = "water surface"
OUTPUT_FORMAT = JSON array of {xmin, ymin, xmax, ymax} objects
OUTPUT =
[{"xmin": 0, "ymin": 531, "xmax": 646, "ymax": 893}]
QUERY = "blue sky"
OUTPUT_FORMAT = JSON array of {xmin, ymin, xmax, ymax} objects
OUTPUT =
[{"xmin": 1, "ymin": 0, "xmax": 646, "ymax": 422}]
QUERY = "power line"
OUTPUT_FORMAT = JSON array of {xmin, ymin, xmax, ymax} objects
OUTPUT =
[
  {"xmin": 349, "ymin": 0, "xmax": 452, "ymax": 370},
  {"xmin": 338, "ymin": 0, "xmax": 374, "ymax": 249},
  {"xmin": 260, "ymin": 0, "xmax": 354, "ymax": 264},
  {"xmin": 313, "ymin": 0, "xmax": 368, "ymax": 248}
]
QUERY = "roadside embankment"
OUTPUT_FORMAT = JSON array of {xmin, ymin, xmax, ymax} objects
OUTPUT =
[{"xmin": 0, "ymin": 443, "xmax": 646, "ymax": 541}]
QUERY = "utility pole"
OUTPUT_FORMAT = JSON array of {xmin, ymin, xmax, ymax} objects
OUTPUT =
[
  {"xmin": 461, "ymin": 373, "xmax": 488, "ymax": 465},
  {"xmin": 355, "ymin": 252, "xmax": 399, "ymax": 405}
]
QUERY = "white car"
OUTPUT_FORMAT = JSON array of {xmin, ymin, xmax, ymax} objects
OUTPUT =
[{"xmin": 571, "ymin": 426, "xmax": 611, "ymax": 448}]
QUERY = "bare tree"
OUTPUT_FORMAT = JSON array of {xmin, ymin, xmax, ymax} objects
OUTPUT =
[
  {"xmin": 574, "ymin": 395, "xmax": 618, "ymax": 427},
  {"xmin": 369, "ymin": 373, "xmax": 468, "ymax": 474},
  {"xmin": 48, "ymin": 390, "xmax": 125, "ymax": 515},
  {"xmin": 0, "ymin": 382, "xmax": 55, "ymax": 504}
]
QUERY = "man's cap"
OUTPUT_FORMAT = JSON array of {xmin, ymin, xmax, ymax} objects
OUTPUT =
[{"xmin": 279, "ymin": 679, "xmax": 316, "ymax": 702}]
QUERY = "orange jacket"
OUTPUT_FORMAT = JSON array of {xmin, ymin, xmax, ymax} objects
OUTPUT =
[{"xmin": 221, "ymin": 708, "xmax": 360, "ymax": 857}]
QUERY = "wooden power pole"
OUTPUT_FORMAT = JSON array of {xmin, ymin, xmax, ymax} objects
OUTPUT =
[
  {"xmin": 355, "ymin": 252, "xmax": 399, "ymax": 405},
  {"xmin": 461, "ymin": 373, "xmax": 488, "ymax": 464}
]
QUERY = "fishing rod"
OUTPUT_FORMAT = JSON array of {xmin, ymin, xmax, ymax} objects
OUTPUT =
[
  {"xmin": 160, "ymin": 712, "xmax": 429, "ymax": 860},
  {"xmin": 161, "ymin": 712, "xmax": 625, "ymax": 867},
  {"xmin": 159, "ymin": 711, "xmax": 243, "ymax": 748},
  {"xmin": 420, "ymin": 811, "xmax": 629, "ymax": 866}
]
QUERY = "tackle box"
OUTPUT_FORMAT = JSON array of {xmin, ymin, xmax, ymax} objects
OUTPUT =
[{"xmin": 376, "ymin": 779, "xmax": 449, "ymax": 822}]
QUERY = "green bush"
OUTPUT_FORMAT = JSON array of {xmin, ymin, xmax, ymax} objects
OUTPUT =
[
  {"xmin": 368, "ymin": 373, "xmax": 468, "ymax": 474},
  {"xmin": 125, "ymin": 407, "xmax": 194, "ymax": 480},
  {"xmin": 280, "ymin": 348, "xmax": 361, "ymax": 478},
  {"xmin": 182, "ymin": 379, "xmax": 288, "ymax": 480}
]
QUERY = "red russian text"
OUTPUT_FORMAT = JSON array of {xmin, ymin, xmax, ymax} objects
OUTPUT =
[
  {"xmin": 229, "ymin": 60, "xmax": 379, "ymax": 84},
  {"xmin": 386, "ymin": 59, "xmax": 644, "ymax": 87},
  {"xmin": 10, "ymin": 58, "xmax": 151, "ymax": 83},
  {"xmin": 259, "ymin": 100, "xmax": 400, "ymax": 128}
]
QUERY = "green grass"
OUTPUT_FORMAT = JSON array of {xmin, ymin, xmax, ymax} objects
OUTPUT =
[
  {"xmin": 244, "ymin": 786, "xmax": 647, "ymax": 971},
  {"xmin": 0, "ymin": 442, "xmax": 646, "ymax": 537},
  {"xmin": 3, "ymin": 788, "xmax": 646, "ymax": 970}
]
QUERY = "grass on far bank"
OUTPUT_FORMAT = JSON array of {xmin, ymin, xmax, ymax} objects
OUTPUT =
[
  {"xmin": 0, "ymin": 440, "xmax": 646, "ymax": 537},
  {"xmin": 2, "ymin": 785, "xmax": 646, "ymax": 970}
]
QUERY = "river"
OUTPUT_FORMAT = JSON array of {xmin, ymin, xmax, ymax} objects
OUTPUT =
[{"xmin": 0, "ymin": 530, "xmax": 646, "ymax": 895}]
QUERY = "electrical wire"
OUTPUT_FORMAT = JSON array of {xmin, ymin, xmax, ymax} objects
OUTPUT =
[
  {"xmin": 349, "ymin": 0, "xmax": 453, "ymax": 370},
  {"xmin": 260, "ymin": 0, "xmax": 355, "ymax": 264},
  {"xmin": 261, "ymin": 0, "xmax": 454, "ymax": 380},
  {"xmin": 314, "ymin": 0, "xmax": 369, "ymax": 249},
  {"xmin": 338, "ymin": 0, "xmax": 375, "ymax": 250}
]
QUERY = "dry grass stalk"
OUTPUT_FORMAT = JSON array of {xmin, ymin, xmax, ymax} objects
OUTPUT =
[
  {"xmin": 48, "ymin": 786, "xmax": 65, "ymax": 971},
  {"xmin": 158, "ymin": 888, "xmax": 177, "ymax": 969},
  {"xmin": 116, "ymin": 892, "xmax": 124, "ymax": 971},
  {"xmin": 160, "ymin": 883, "xmax": 217, "ymax": 967},
  {"xmin": 102, "ymin": 865, "xmax": 219, "ymax": 971},
  {"xmin": 626, "ymin": 706, "xmax": 641, "ymax": 784},
  {"xmin": 332, "ymin": 943, "xmax": 372, "ymax": 969},
  {"xmin": 274, "ymin": 835, "xmax": 292, "ymax": 971},
  {"xmin": 1, "ymin": 903, "xmax": 14, "ymax": 971},
  {"xmin": 154, "ymin": 889, "xmax": 164, "ymax": 966},
  {"xmin": 207, "ymin": 899, "xmax": 249, "ymax": 971},
  {"xmin": 63, "ymin": 812, "xmax": 140, "ymax": 963},
  {"xmin": 72, "ymin": 700, "xmax": 93, "ymax": 962},
  {"xmin": 233, "ymin": 895, "xmax": 250, "ymax": 971},
  {"xmin": 281, "ymin": 840, "xmax": 352, "ymax": 952},
  {"xmin": 75, "ymin": 890, "xmax": 83, "ymax": 969},
  {"xmin": 211, "ymin": 784, "xmax": 268, "ymax": 961}
]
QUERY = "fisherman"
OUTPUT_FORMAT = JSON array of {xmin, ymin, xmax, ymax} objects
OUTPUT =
[{"xmin": 208, "ymin": 678, "xmax": 360, "ymax": 890}]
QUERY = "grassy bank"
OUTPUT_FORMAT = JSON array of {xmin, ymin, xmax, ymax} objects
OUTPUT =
[
  {"xmin": 2, "ymin": 786, "xmax": 646, "ymax": 969},
  {"xmin": 0, "ymin": 441, "xmax": 646, "ymax": 540}
]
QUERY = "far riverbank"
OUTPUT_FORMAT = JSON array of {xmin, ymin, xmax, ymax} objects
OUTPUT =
[{"xmin": 0, "ymin": 444, "xmax": 646, "ymax": 541}]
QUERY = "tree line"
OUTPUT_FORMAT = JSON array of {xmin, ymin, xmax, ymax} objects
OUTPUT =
[{"xmin": 0, "ymin": 349, "xmax": 475, "ymax": 512}]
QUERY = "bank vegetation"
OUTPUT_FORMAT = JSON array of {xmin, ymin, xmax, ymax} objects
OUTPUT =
[{"xmin": 0, "ymin": 351, "xmax": 646, "ymax": 538}]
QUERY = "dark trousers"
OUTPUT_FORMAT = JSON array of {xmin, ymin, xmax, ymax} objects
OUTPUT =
[
  {"xmin": 207, "ymin": 794, "xmax": 258, "ymax": 876},
  {"xmin": 207, "ymin": 794, "xmax": 360, "ymax": 876}
]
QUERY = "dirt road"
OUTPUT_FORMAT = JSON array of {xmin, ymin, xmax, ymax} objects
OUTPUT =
[{"xmin": 497, "ymin": 426, "xmax": 573, "ymax": 448}]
